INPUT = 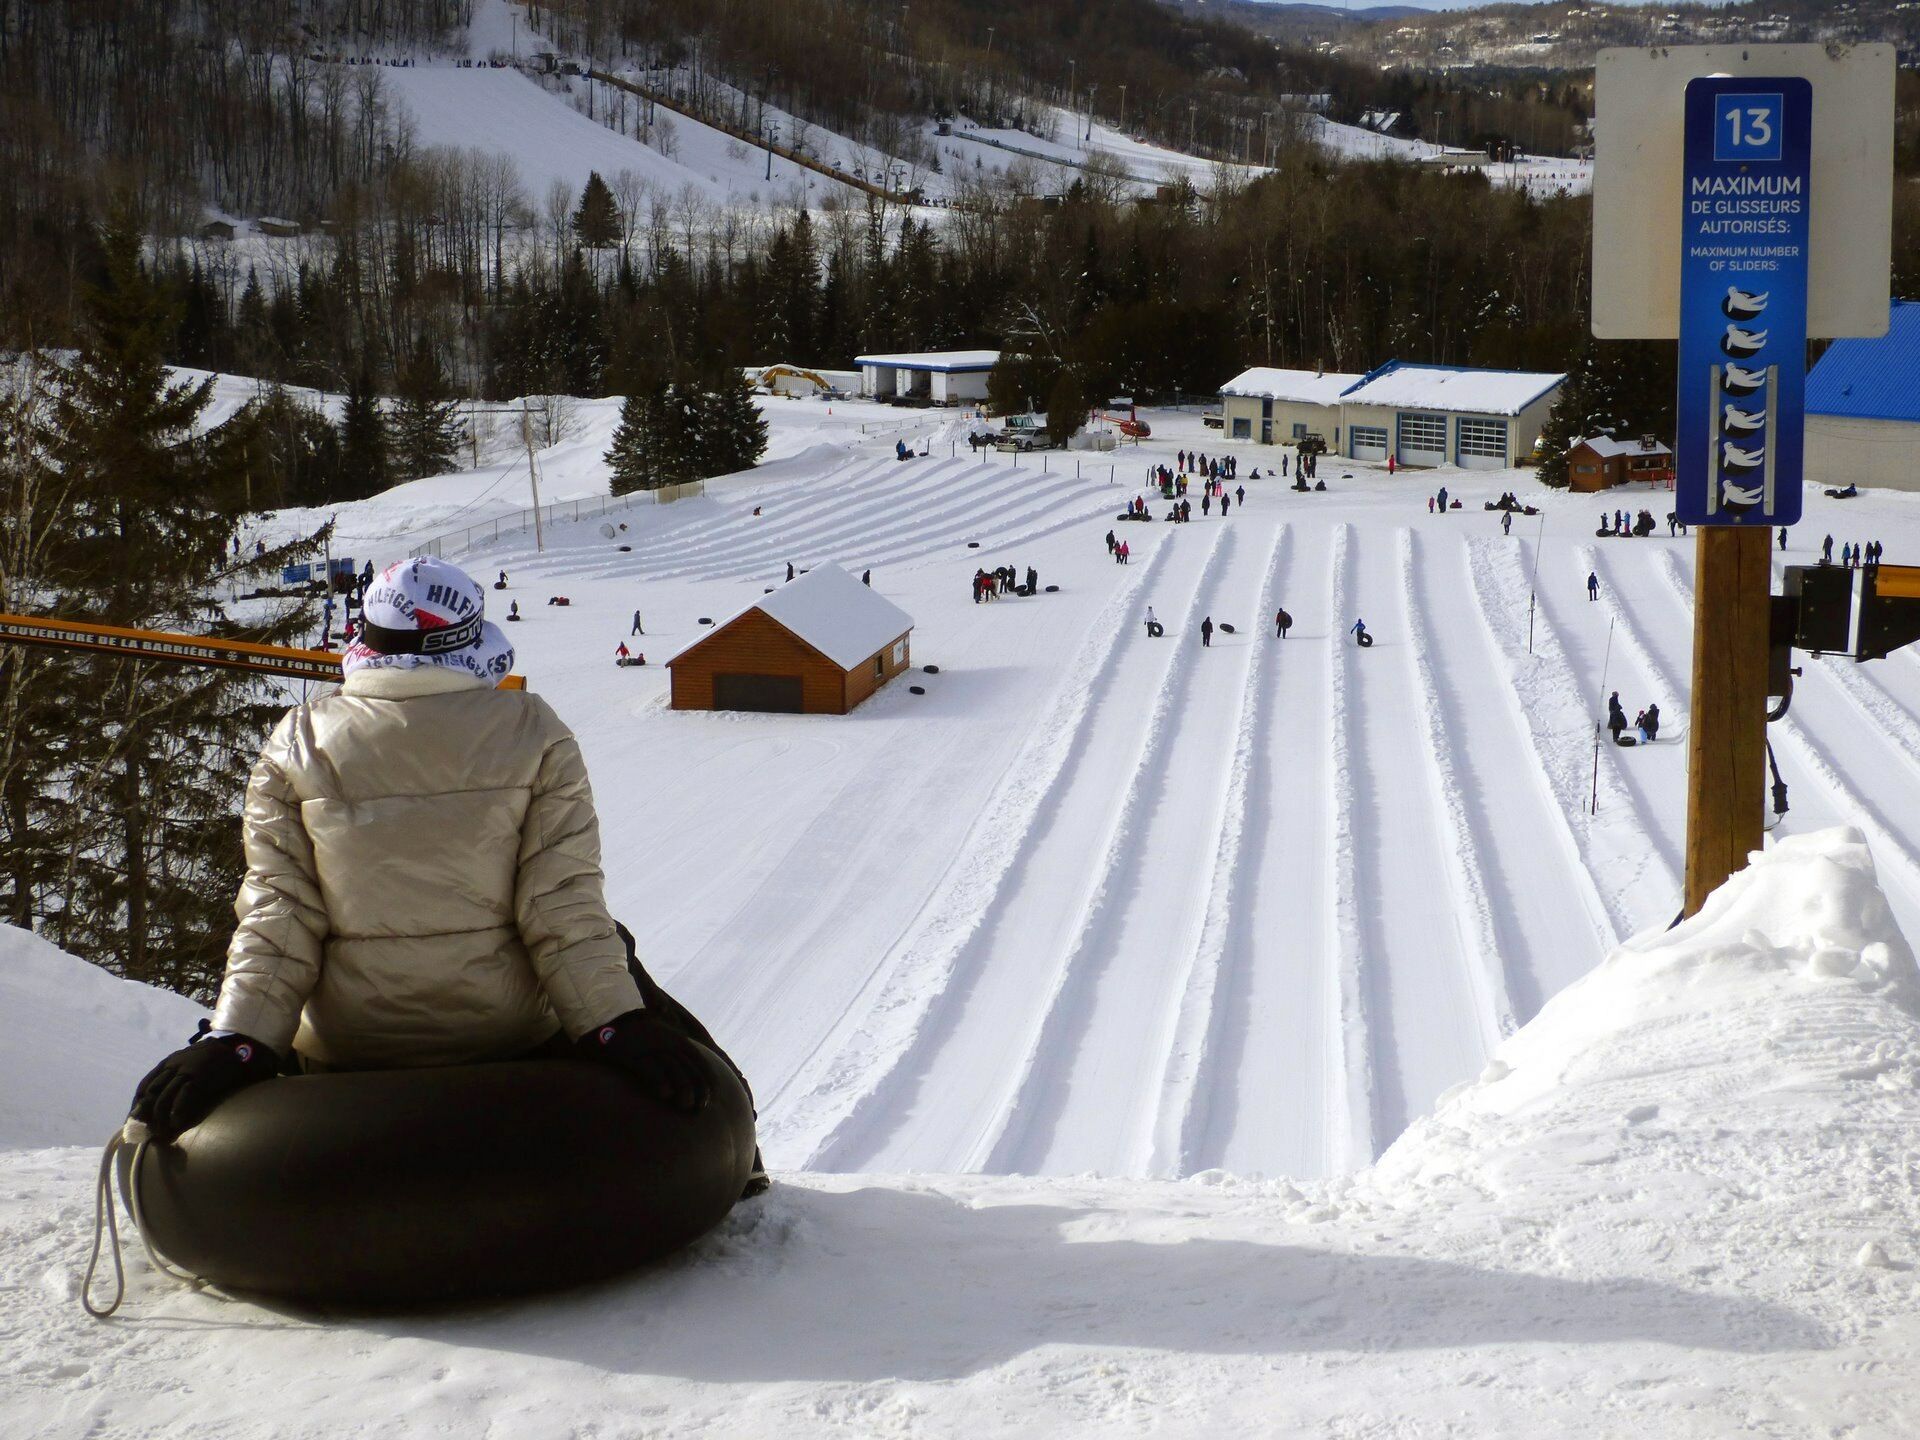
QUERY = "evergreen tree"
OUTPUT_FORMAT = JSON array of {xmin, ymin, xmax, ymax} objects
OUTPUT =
[
  {"xmin": 760, "ymin": 227, "xmax": 800, "ymax": 359},
  {"xmin": 696, "ymin": 364, "xmax": 770, "ymax": 477},
  {"xmin": 390, "ymin": 338, "xmax": 465, "ymax": 481},
  {"xmin": 8, "ymin": 218, "xmax": 320, "ymax": 993},
  {"xmin": 572, "ymin": 171, "xmax": 621, "ymax": 250},
  {"xmin": 1536, "ymin": 339, "xmax": 1674, "ymax": 487},
  {"xmin": 1045, "ymin": 368, "xmax": 1089, "ymax": 446},
  {"xmin": 604, "ymin": 365, "xmax": 766, "ymax": 493},
  {"xmin": 338, "ymin": 363, "xmax": 392, "ymax": 499}
]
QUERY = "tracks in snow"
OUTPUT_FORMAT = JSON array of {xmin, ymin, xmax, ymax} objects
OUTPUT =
[
  {"xmin": 1170, "ymin": 526, "xmax": 1347, "ymax": 1179},
  {"xmin": 1338, "ymin": 524, "xmax": 1495, "ymax": 1154},
  {"xmin": 988, "ymin": 523, "xmax": 1276, "ymax": 1177},
  {"xmin": 793, "ymin": 527, "xmax": 1229, "ymax": 1173}
]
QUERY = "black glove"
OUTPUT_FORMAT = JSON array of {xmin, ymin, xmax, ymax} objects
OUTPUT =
[
  {"xmin": 580, "ymin": 1011, "xmax": 712, "ymax": 1114},
  {"xmin": 129, "ymin": 1024, "xmax": 279, "ymax": 1143}
]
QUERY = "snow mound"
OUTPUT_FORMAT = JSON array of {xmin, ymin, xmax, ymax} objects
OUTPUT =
[{"xmin": 0, "ymin": 924, "xmax": 205, "ymax": 1150}]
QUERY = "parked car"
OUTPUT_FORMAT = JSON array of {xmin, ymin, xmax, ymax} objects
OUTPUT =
[{"xmin": 1202, "ymin": 410, "xmax": 1223, "ymax": 429}]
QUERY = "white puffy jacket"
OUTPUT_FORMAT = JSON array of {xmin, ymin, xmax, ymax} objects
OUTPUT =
[{"xmin": 211, "ymin": 665, "xmax": 641, "ymax": 1068}]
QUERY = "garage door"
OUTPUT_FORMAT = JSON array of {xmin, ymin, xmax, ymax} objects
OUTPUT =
[
  {"xmin": 1350, "ymin": 425, "xmax": 1388, "ymax": 461},
  {"xmin": 1396, "ymin": 412, "xmax": 1447, "ymax": 467},
  {"xmin": 714, "ymin": 673, "xmax": 805, "ymax": 713},
  {"xmin": 1455, "ymin": 417, "xmax": 1510, "ymax": 470}
]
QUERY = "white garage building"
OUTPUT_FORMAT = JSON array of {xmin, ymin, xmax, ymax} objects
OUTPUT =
[
  {"xmin": 855, "ymin": 350, "xmax": 1000, "ymax": 405},
  {"xmin": 1337, "ymin": 362, "xmax": 1565, "ymax": 470}
]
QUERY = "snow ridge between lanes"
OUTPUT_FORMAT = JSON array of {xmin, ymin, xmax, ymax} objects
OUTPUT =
[
  {"xmin": 1394, "ymin": 528, "xmax": 1516, "ymax": 1047},
  {"xmin": 771, "ymin": 536, "xmax": 1178, "ymax": 1169},
  {"xmin": 984, "ymin": 525, "xmax": 1237, "ymax": 1175},
  {"xmin": 1462, "ymin": 536, "xmax": 1668, "ymax": 939},
  {"xmin": 1161, "ymin": 525, "xmax": 1288, "ymax": 1176},
  {"xmin": 1324, "ymin": 523, "xmax": 1376, "ymax": 1168}
]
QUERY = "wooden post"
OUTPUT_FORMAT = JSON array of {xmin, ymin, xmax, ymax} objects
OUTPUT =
[{"xmin": 1683, "ymin": 524, "xmax": 1773, "ymax": 915}]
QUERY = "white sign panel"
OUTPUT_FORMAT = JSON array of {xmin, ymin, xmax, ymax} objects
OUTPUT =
[{"xmin": 1592, "ymin": 43, "xmax": 1893, "ymax": 340}]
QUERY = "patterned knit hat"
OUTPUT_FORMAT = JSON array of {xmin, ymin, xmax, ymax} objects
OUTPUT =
[{"xmin": 341, "ymin": 556, "xmax": 514, "ymax": 684}]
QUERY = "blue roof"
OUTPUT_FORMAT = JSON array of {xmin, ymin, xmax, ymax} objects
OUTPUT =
[{"xmin": 1807, "ymin": 302, "xmax": 1920, "ymax": 423}]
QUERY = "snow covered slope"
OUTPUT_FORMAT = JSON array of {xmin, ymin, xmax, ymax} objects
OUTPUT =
[
  {"xmin": 381, "ymin": 64, "xmax": 863, "ymax": 206},
  {"xmin": 0, "ymin": 926, "xmax": 203, "ymax": 1150},
  {"xmin": 3, "ymin": 828, "xmax": 1917, "ymax": 1435},
  {"xmin": 196, "ymin": 394, "xmax": 1920, "ymax": 1184}
]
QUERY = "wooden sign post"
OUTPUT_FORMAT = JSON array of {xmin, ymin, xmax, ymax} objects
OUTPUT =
[{"xmin": 1593, "ymin": 44, "xmax": 1893, "ymax": 916}]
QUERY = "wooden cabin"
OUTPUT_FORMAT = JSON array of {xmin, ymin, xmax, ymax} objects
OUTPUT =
[
  {"xmin": 667, "ymin": 563, "xmax": 914, "ymax": 715},
  {"xmin": 1566, "ymin": 435, "xmax": 1674, "ymax": 492}
]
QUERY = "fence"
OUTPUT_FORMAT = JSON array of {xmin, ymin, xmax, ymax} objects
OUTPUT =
[{"xmin": 408, "ymin": 481, "xmax": 705, "ymax": 560}]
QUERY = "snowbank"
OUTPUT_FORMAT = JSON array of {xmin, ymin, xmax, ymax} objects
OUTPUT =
[
  {"xmin": 0, "ymin": 924, "xmax": 203, "ymax": 1150},
  {"xmin": 3, "ymin": 830, "xmax": 1918, "ymax": 1434}
]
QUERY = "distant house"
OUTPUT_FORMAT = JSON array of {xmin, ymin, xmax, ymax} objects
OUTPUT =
[
  {"xmin": 855, "ymin": 350, "xmax": 999, "ymax": 406},
  {"xmin": 1565, "ymin": 435, "xmax": 1674, "ymax": 493},
  {"xmin": 1805, "ymin": 300, "xmax": 1920, "ymax": 494},
  {"xmin": 667, "ymin": 563, "xmax": 914, "ymax": 715},
  {"xmin": 1218, "ymin": 366, "xmax": 1361, "ymax": 449},
  {"xmin": 199, "ymin": 219, "xmax": 236, "ymax": 242},
  {"xmin": 255, "ymin": 217, "xmax": 302, "ymax": 238}
]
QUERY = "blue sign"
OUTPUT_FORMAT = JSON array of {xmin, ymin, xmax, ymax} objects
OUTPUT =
[{"xmin": 1674, "ymin": 76, "xmax": 1812, "ymax": 527}]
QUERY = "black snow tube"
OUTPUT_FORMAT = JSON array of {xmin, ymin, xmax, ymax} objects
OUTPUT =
[
  {"xmin": 124, "ymin": 1053, "xmax": 754, "ymax": 1307},
  {"xmin": 1356, "ymin": 632, "xmax": 1374, "ymax": 648}
]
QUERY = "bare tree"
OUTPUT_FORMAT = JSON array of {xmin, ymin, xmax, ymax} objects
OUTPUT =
[{"xmin": 542, "ymin": 177, "xmax": 574, "ymax": 271}]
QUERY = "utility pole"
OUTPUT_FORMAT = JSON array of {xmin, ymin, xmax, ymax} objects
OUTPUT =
[
  {"xmin": 984, "ymin": 27, "xmax": 995, "ymax": 119},
  {"xmin": 1067, "ymin": 59, "xmax": 1076, "ymax": 121},
  {"xmin": 1189, "ymin": 102, "xmax": 1197, "ymax": 152},
  {"xmin": 520, "ymin": 396, "xmax": 546, "ymax": 553},
  {"xmin": 1086, "ymin": 84, "xmax": 1097, "ymax": 142},
  {"xmin": 1118, "ymin": 83, "xmax": 1126, "ymax": 134}
]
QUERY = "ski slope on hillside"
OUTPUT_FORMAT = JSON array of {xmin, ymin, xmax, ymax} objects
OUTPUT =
[
  {"xmin": 201, "ymin": 395, "xmax": 1920, "ymax": 1185},
  {"xmin": 381, "ymin": 64, "xmax": 864, "ymax": 206}
]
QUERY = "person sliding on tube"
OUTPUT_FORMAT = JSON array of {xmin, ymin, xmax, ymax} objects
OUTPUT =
[{"xmin": 126, "ymin": 557, "xmax": 766, "ymax": 1195}]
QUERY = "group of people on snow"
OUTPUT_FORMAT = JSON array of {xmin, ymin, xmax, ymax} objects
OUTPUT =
[
  {"xmin": 1822, "ymin": 536, "xmax": 1883, "ymax": 568},
  {"xmin": 974, "ymin": 563, "xmax": 1039, "ymax": 601},
  {"xmin": 1599, "ymin": 508, "xmax": 1658, "ymax": 538},
  {"xmin": 1607, "ymin": 691, "xmax": 1662, "ymax": 746},
  {"xmin": 1176, "ymin": 450, "xmax": 1238, "ymax": 483}
]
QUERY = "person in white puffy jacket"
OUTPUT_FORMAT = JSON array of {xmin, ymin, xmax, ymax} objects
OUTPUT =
[{"xmin": 129, "ymin": 558, "xmax": 761, "ymax": 1191}]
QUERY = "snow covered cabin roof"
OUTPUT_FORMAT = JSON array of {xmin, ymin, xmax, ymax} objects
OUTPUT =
[
  {"xmin": 854, "ymin": 350, "xmax": 1001, "ymax": 373},
  {"xmin": 1219, "ymin": 367, "xmax": 1362, "ymax": 407},
  {"xmin": 1340, "ymin": 361, "xmax": 1566, "ymax": 417},
  {"xmin": 1572, "ymin": 434, "xmax": 1672, "ymax": 459},
  {"xmin": 666, "ymin": 562, "xmax": 915, "ymax": 672},
  {"xmin": 1806, "ymin": 301, "xmax": 1920, "ymax": 424}
]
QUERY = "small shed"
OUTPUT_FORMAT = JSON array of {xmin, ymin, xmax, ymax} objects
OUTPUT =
[
  {"xmin": 199, "ymin": 219, "xmax": 236, "ymax": 241},
  {"xmin": 1566, "ymin": 435, "xmax": 1674, "ymax": 492},
  {"xmin": 667, "ymin": 563, "xmax": 914, "ymax": 715},
  {"xmin": 255, "ymin": 216, "xmax": 303, "ymax": 238}
]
